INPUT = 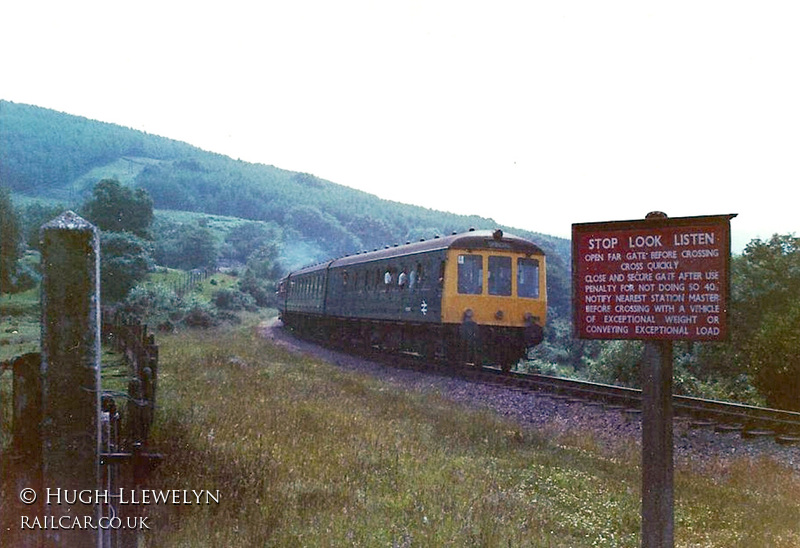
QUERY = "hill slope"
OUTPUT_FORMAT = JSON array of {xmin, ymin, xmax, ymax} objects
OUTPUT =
[{"xmin": 0, "ymin": 100, "xmax": 570, "ymax": 314}]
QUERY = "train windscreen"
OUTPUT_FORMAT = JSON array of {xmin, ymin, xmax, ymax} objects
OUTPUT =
[
  {"xmin": 488, "ymin": 256, "xmax": 512, "ymax": 296},
  {"xmin": 457, "ymin": 254, "xmax": 483, "ymax": 294},
  {"xmin": 517, "ymin": 258, "xmax": 540, "ymax": 298}
]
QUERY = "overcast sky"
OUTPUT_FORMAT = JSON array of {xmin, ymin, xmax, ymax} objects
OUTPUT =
[{"xmin": 3, "ymin": 1, "xmax": 799, "ymax": 253}]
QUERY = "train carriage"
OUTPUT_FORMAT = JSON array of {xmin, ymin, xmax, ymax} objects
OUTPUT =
[{"xmin": 277, "ymin": 229, "xmax": 547, "ymax": 370}]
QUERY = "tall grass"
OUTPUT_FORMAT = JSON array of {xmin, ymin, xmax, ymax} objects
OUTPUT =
[
  {"xmin": 0, "ymin": 287, "xmax": 40, "ymax": 362},
  {"xmin": 143, "ymin": 324, "xmax": 800, "ymax": 547}
]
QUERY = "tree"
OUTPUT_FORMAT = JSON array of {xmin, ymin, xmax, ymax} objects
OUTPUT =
[
  {"xmin": 100, "ymin": 231, "xmax": 153, "ymax": 302},
  {"xmin": 732, "ymin": 235, "xmax": 800, "ymax": 336},
  {"xmin": 21, "ymin": 202, "xmax": 65, "ymax": 250},
  {"xmin": 234, "ymin": 240, "xmax": 284, "ymax": 308},
  {"xmin": 346, "ymin": 215, "xmax": 396, "ymax": 251},
  {"xmin": 176, "ymin": 224, "xmax": 217, "ymax": 270},
  {"xmin": 749, "ymin": 302, "xmax": 800, "ymax": 411},
  {"xmin": 83, "ymin": 178, "xmax": 154, "ymax": 237},
  {"xmin": 284, "ymin": 205, "xmax": 360, "ymax": 257},
  {"xmin": 221, "ymin": 222, "xmax": 282, "ymax": 264},
  {"xmin": 154, "ymin": 221, "xmax": 217, "ymax": 270},
  {"xmin": 733, "ymin": 234, "xmax": 800, "ymax": 409},
  {"xmin": 0, "ymin": 187, "xmax": 22, "ymax": 294}
]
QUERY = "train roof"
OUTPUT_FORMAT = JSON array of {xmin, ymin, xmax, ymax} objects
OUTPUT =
[{"xmin": 286, "ymin": 229, "xmax": 545, "ymax": 278}]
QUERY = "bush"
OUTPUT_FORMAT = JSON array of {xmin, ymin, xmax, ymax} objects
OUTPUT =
[
  {"xmin": 153, "ymin": 220, "xmax": 218, "ymax": 270},
  {"xmin": 4, "ymin": 261, "xmax": 40, "ymax": 293},
  {"xmin": 121, "ymin": 284, "xmax": 181, "ymax": 324},
  {"xmin": 100, "ymin": 231, "xmax": 154, "ymax": 303},
  {"xmin": 182, "ymin": 297, "xmax": 219, "ymax": 328},
  {"xmin": 212, "ymin": 288, "xmax": 257, "ymax": 311},
  {"xmin": 586, "ymin": 340, "xmax": 643, "ymax": 388},
  {"xmin": 238, "ymin": 272, "xmax": 275, "ymax": 307},
  {"xmin": 121, "ymin": 285, "xmax": 241, "ymax": 330}
]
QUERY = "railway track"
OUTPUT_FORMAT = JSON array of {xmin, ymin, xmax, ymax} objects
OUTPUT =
[
  {"xmin": 478, "ymin": 367, "xmax": 800, "ymax": 446},
  {"xmin": 283, "ymin": 324, "xmax": 800, "ymax": 447}
]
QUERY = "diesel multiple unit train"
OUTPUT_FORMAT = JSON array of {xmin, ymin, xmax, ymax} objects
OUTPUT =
[{"xmin": 277, "ymin": 229, "xmax": 547, "ymax": 370}]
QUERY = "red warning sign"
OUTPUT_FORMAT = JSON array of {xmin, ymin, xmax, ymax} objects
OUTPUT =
[{"xmin": 572, "ymin": 215, "xmax": 735, "ymax": 341}]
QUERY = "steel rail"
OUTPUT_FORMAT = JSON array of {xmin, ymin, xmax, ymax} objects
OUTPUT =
[
  {"xmin": 283, "ymin": 325, "xmax": 800, "ymax": 444},
  {"xmin": 506, "ymin": 370, "xmax": 800, "ymax": 440}
]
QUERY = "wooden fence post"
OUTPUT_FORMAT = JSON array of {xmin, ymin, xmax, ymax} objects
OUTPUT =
[{"xmin": 40, "ymin": 211, "xmax": 102, "ymax": 548}]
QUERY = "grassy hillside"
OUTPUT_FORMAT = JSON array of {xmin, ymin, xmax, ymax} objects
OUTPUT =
[{"xmin": 0, "ymin": 100, "xmax": 571, "ymax": 314}]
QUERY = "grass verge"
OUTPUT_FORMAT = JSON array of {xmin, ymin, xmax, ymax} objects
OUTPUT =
[
  {"xmin": 0, "ymin": 287, "xmax": 40, "ymax": 362},
  {"xmin": 141, "ymin": 323, "xmax": 800, "ymax": 547}
]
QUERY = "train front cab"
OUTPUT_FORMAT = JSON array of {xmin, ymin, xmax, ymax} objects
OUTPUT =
[{"xmin": 440, "ymin": 245, "xmax": 547, "ymax": 369}]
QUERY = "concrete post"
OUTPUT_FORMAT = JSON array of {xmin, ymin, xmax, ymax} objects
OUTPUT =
[{"xmin": 40, "ymin": 211, "xmax": 102, "ymax": 548}]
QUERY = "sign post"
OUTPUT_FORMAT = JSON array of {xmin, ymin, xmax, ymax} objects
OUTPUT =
[
  {"xmin": 572, "ymin": 213, "xmax": 735, "ymax": 548},
  {"xmin": 641, "ymin": 339, "xmax": 673, "ymax": 547}
]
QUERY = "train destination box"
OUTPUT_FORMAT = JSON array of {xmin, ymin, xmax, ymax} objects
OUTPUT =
[{"xmin": 572, "ymin": 214, "xmax": 736, "ymax": 341}]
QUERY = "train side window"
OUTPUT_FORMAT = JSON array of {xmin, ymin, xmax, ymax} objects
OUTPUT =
[
  {"xmin": 518, "ymin": 258, "xmax": 540, "ymax": 298},
  {"xmin": 457, "ymin": 254, "xmax": 483, "ymax": 294},
  {"xmin": 488, "ymin": 256, "xmax": 512, "ymax": 296},
  {"xmin": 409, "ymin": 262, "xmax": 422, "ymax": 290},
  {"xmin": 398, "ymin": 267, "xmax": 408, "ymax": 289}
]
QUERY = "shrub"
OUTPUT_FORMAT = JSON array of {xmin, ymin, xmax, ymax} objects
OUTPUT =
[
  {"xmin": 4, "ymin": 261, "xmax": 40, "ymax": 293},
  {"xmin": 100, "ymin": 231, "xmax": 154, "ymax": 303},
  {"xmin": 121, "ymin": 284, "xmax": 181, "ymax": 324},
  {"xmin": 182, "ymin": 297, "xmax": 219, "ymax": 329},
  {"xmin": 586, "ymin": 340, "xmax": 643, "ymax": 388},
  {"xmin": 238, "ymin": 272, "xmax": 275, "ymax": 307},
  {"xmin": 212, "ymin": 288, "xmax": 257, "ymax": 311}
]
